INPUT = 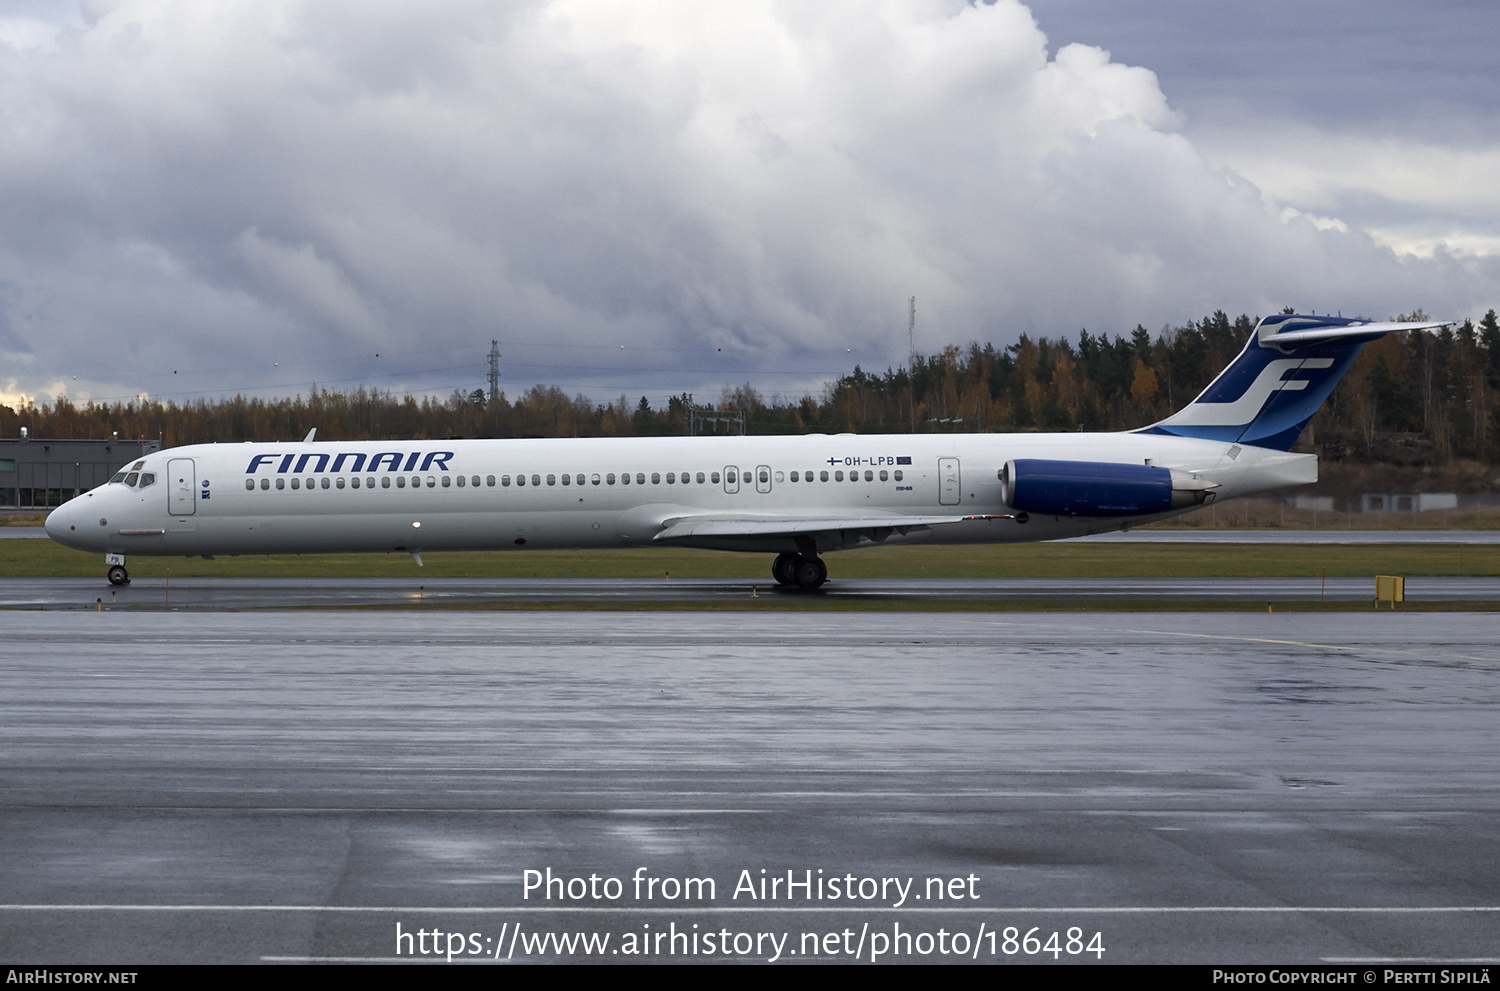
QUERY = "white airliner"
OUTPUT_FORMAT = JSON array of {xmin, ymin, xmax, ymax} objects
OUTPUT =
[{"xmin": 46, "ymin": 314, "xmax": 1444, "ymax": 589}]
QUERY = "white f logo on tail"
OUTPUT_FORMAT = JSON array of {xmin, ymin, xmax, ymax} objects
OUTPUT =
[{"xmin": 1165, "ymin": 358, "xmax": 1335, "ymax": 427}]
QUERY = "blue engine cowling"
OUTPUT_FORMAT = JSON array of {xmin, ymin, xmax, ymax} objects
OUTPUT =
[{"xmin": 999, "ymin": 459, "xmax": 1215, "ymax": 517}]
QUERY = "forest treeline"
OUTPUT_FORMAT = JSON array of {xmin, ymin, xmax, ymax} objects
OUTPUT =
[{"xmin": 6, "ymin": 309, "xmax": 1500, "ymax": 467}]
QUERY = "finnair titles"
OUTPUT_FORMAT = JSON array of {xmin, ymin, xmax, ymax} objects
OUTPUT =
[{"xmin": 46, "ymin": 314, "xmax": 1447, "ymax": 589}]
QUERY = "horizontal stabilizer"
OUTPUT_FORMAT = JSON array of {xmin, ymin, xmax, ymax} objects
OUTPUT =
[{"xmin": 1262, "ymin": 320, "xmax": 1448, "ymax": 351}]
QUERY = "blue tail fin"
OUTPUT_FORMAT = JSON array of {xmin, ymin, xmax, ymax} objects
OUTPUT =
[{"xmin": 1139, "ymin": 314, "xmax": 1447, "ymax": 451}]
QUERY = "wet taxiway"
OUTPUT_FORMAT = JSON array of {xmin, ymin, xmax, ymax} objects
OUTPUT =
[
  {"xmin": 2, "ymin": 574, "xmax": 1497, "ymax": 610},
  {"xmin": 2, "ymin": 611, "xmax": 1497, "ymax": 964}
]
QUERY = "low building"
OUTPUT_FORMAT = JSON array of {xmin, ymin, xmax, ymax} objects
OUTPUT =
[
  {"xmin": 1360, "ymin": 492, "xmax": 1459, "ymax": 513},
  {"xmin": 0, "ymin": 435, "xmax": 161, "ymax": 510}
]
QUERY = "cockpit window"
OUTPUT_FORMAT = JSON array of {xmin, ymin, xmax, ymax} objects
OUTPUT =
[
  {"xmin": 139, "ymin": 473, "xmax": 156, "ymax": 488},
  {"xmin": 110, "ymin": 472, "xmax": 127, "ymax": 484},
  {"xmin": 131, "ymin": 461, "xmax": 146, "ymax": 470},
  {"xmin": 124, "ymin": 472, "xmax": 140, "ymax": 486}
]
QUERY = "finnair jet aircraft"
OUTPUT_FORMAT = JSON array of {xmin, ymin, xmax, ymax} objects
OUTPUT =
[{"xmin": 47, "ymin": 314, "xmax": 1443, "ymax": 589}]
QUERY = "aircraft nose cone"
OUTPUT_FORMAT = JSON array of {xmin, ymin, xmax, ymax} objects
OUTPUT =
[
  {"xmin": 45, "ymin": 499, "xmax": 89, "ymax": 548},
  {"xmin": 44, "ymin": 504, "xmax": 70, "ymax": 541}
]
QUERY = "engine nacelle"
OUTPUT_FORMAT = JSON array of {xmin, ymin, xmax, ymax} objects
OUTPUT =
[{"xmin": 999, "ymin": 459, "xmax": 1218, "ymax": 517}]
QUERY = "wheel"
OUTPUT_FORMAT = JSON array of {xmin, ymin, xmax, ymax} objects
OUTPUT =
[
  {"xmin": 793, "ymin": 556, "xmax": 827, "ymax": 590},
  {"xmin": 107, "ymin": 565, "xmax": 130, "ymax": 586},
  {"xmin": 772, "ymin": 552, "xmax": 798, "ymax": 586}
]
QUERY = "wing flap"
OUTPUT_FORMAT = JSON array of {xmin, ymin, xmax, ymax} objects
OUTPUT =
[{"xmin": 653, "ymin": 514, "xmax": 1004, "ymax": 542}]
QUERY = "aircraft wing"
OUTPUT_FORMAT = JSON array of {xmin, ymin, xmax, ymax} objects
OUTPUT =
[{"xmin": 653, "ymin": 513, "xmax": 1004, "ymax": 542}]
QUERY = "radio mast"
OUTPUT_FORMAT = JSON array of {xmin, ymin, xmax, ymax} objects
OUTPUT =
[
  {"xmin": 908, "ymin": 296, "xmax": 916, "ymax": 432},
  {"xmin": 487, "ymin": 340, "xmax": 501, "ymax": 404}
]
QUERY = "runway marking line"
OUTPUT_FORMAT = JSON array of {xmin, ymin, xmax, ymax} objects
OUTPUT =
[
  {"xmin": 958, "ymin": 617, "xmax": 1500, "ymax": 663},
  {"xmin": 1124, "ymin": 628, "xmax": 1500, "ymax": 664}
]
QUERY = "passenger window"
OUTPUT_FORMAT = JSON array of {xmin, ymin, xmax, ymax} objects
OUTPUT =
[
  {"xmin": 774, "ymin": 471, "xmax": 784, "ymax": 483},
  {"xmin": 441, "ymin": 475, "xmax": 451, "ymax": 488},
  {"xmin": 879, "ymin": 470, "xmax": 888, "ymax": 481},
  {"xmin": 382, "ymin": 477, "xmax": 391, "ymax": 488},
  {"xmin": 545, "ymin": 474, "xmax": 554, "ymax": 486},
  {"xmin": 351, "ymin": 477, "xmax": 360, "ymax": 489},
  {"xmin": 820, "ymin": 471, "xmax": 829, "ymax": 482},
  {"xmin": 592, "ymin": 474, "xmax": 601, "ymax": 485},
  {"xmin": 637, "ymin": 473, "xmax": 645, "ymax": 485},
  {"xmin": 864, "ymin": 470, "xmax": 873, "ymax": 481},
  {"xmin": 790, "ymin": 471, "xmax": 799, "ymax": 482},
  {"xmin": 244, "ymin": 478, "xmax": 253, "ymax": 490},
  {"xmin": 696, "ymin": 472, "xmax": 705, "ymax": 483},
  {"xmin": 291, "ymin": 477, "xmax": 300, "ymax": 489},
  {"xmin": 366, "ymin": 476, "xmax": 375, "ymax": 488},
  {"xmin": 517, "ymin": 475, "xmax": 526, "ymax": 486},
  {"xmin": 487, "ymin": 475, "xmax": 496, "ymax": 487},
  {"xmin": 894, "ymin": 470, "xmax": 903, "ymax": 481},
  {"xmin": 337, "ymin": 477, "xmax": 347, "ymax": 489},
  {"xmin": 456, "ymin": 475, "xmax": 465, "ymax": 487},
  {"xmin": 742, "ymin": 472, "xmax": 751, "ymax": 483},
  {"xmin": 532, "ymin": 475, "xmax": 541, "ymax": 486},
  {"xmin": 576, "ymin": 474, "xmax": 585, "ymax": 486},
  {"xmin": 711, "ymin": 472, "xmax": 720, "ymax": 484},
  {"xmin": 276, "ymin": 478, "xmax": 285, "ymax": 490},
  {"xmin": 621, "ymin": 473, "xmax": 630, "ymax": 485},
  {"xmin": 426, "ymin": 476, "xmax": 436, "ymax": 488},
  {"xmin": 397, "ymin": 476, "xmax": 406, "ymax": 488},
  {"xmin": 260, "ymin": 478, "xmax": 270, "ymax": 490},
  {"xmin": 606, "ymin": 473, "xmax": 615, "ymax": 485},
  {"xmin": 562, "ymin": 474, "xmax": 571, "ymax": 485},
  {"xmin": 322, "ymin": 477, "xmax": 332, "ymax": 489},
  {"xmin": 834, "ymin": 470, "xmax": 844, "ymax": 481},
  {"xmin": 651, "ymin": 473, "xmax": 661, "ymax": 484},
  {"xmin": 666, "ymin": 472, "xmax": 675, "ymax": 484}
]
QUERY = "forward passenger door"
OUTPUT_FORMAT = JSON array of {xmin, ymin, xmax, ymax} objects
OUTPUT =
[{"xmin": 168, "ymin": 458, "xmax": 196, "ymax": 515}]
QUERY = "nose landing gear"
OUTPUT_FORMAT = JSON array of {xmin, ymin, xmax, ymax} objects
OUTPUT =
[
  {"xmin": 771, "ymin": 551, "xmax": 827, "ymax": 590},
  {"xmin": 105, "ymin": 554, "xmax": 130, "ymax": 586}
]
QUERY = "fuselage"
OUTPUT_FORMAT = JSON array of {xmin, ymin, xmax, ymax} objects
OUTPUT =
[{"xmin": 45, "ymin": 430, "xmax": 1316, "ymax": 558}]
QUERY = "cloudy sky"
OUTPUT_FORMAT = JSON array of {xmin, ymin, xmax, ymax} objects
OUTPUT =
[{"xmin": 2, "ymin": 0, "xmax": 1496, "ymax": 410}]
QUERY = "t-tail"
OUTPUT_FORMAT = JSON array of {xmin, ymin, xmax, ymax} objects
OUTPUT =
[{"xmin": 1139, "ymin": 313, "xmax": 1448, "ymax": 451}]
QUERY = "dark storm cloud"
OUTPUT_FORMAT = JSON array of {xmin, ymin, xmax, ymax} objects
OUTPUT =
[{"xmin": 0, "ymin": 0, "xmax": 1495, "ymax": 408}]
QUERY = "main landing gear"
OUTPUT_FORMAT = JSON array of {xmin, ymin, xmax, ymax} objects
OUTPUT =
[{"xmin": 772, "ymin": 551, "xmax": 827, "ymax": 590}]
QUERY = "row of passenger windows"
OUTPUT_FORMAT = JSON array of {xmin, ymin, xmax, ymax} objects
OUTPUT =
[{"xmin": 243, "ymin": 468, "xmax": 906, "ymax": 491}]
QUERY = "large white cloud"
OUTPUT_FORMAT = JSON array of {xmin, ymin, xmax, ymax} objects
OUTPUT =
[{"xmin": 0, "ymin": 0, "xmax": 1495, "ymax": 408}]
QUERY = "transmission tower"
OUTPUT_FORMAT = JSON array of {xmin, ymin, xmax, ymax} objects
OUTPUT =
[
  {"xmin": 487, "ymin": 340, "xmax": 501, "ymax": 403},
  {"xmin": 908, "ymin": 296, "xmax": 917, "ymax": 432}
]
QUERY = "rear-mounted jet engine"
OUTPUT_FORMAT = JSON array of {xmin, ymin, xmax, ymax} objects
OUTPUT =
[{"xmin": 999, "ymin": 459, "xmax": 1218, "ymax": 517}]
